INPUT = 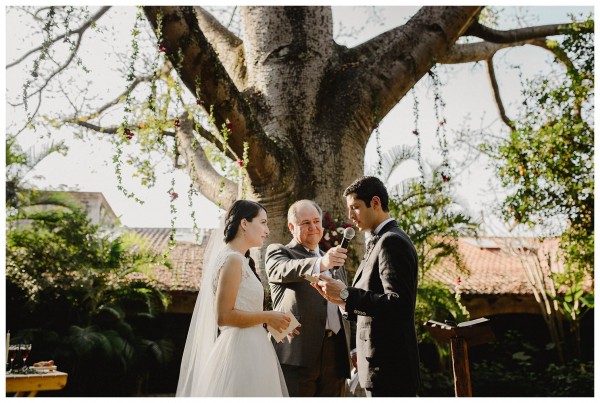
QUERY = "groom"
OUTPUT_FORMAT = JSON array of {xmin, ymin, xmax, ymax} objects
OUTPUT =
[
  {"xmin": 265, "ymin": 200, "xmax": 351, "ymax": 396},
  {"xmin": 313, "ymin": 176, "xmax": 421, "ymax": 397}
]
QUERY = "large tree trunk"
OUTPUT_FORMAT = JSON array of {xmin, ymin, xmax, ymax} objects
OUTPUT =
[{"xmin": 239, "ymin": 7, "xmax": 365, "ymax": 273}]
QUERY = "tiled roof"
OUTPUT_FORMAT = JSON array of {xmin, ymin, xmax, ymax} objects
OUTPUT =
[
  {"xmin": 127, "ymin": 228, "xmax": 212, "ymax": 292},
  {"xmin": 425, "ymin": 237, "xmax": 593, "ymax": 296},
  {"xmin": 128, "ymin": 230, "xmax": 586, "ymax": 297},
  {"xmin": 127, "ymin": 227, "xmax": 209, "ymax": 251}
]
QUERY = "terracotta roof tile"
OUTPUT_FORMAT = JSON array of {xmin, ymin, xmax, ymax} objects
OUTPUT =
[
  {"xmin": 127, "ymin": 228, "xmax": 213, "ymax": 292},
  {"xmin": 426, "ymin": 237, "xmax": 573, "ymax": 295}
]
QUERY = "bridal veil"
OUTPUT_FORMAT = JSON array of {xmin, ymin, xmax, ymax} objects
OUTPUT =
[{"xmin": 175, "ymin": 218, "xmax": 226, "ymax": 396}]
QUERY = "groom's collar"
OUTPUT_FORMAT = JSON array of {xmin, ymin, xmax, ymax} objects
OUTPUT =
[{"xmin": 372, "ymin": 217, "xmax": 394, "ymax": 236}]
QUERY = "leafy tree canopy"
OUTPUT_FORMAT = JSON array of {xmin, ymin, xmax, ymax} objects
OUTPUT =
[{"xmin": 484, "ymin": 16, "xmax": 593, "ymax": 274}]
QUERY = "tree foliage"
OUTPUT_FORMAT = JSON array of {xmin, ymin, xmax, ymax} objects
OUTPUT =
[
  {"xmin": 5, "ymin": 170, "xmax": 174, "ymax": 395},
  {"xmin": 484, "ymin": 17, "xmax": 594, "ymax": 341},
  {"xmin": 487, "ymin": 17, "xmax": 593, "ymax": 268},
  {"xmin": 7, "ymin": 208, "xmax": 168, "ymax": 314}
]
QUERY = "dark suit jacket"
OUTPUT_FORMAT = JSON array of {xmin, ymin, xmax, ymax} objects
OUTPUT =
[
  {"xmin": 344, "ymin": 220, "xmax": 421, "ymax": 394},
  {"xmin": 266, "ymin": 240, "xmax": 351, "ymax": 377}
]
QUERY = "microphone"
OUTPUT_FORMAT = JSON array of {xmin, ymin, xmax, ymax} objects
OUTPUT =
[
  {"xmin": 334, "ymin": 227, "xmax": 355, "ymax": 269},
  {"xmin": 339, "ymin": 227, "xmax": 355, "ymax": 249}
]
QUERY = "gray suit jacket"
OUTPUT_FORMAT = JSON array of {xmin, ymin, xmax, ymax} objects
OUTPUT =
[
  {"xmin": 343, "ymin": 220, "xmax": 421, "ymax": 394},
  {"xmin": 266, "ymin": 240, "xmax": 351, "ymax": 376}
]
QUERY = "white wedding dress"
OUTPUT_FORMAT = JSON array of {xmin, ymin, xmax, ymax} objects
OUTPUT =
[{"xmin": 177, "ymin": 248, "xmax": 288, "ymax": 397}]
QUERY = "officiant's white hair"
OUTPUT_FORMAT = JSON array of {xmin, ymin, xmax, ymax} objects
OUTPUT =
[{"xmin": 287, "ymin": 199, "xmax": 322, "ymax": 225}]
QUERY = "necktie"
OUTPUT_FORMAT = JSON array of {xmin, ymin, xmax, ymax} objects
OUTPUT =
[
  {"xmin": 327, "ymin": 299, "xmax": 342, "ymax": 334},
  {"xmin": 366, "ymin": 233, "xmax": 378, "ymax": 254},
  {"xmin": 315, "ymin": 250, "xmax": 342, "ymax": 334}
]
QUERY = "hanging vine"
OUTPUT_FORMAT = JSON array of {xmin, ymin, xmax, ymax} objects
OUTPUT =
[
  {"xmin": 115, "ymin": 7, "xmax": 145, "ymax": 205},
  {"xmin": 60, "ymin": 7, "xmax": 90, "ymax": 73},
  {"xmin": 144, "ymin": 14, "xmax": 251, "ymax": 243},
  {"xmin": 166, "ymin": 176, "xmax": 178, "ymax": 250},
  {"xmin": 372, "ymin": 105, "xmax": 383, "ymax": 177},
  {"xmin": 147, "ymin": 9, "xmax": 163, "ymax": 114},
  {"xmin": 411, "ymin": 87, "xmax": 426, "ymax": 186},
  {"xmin": 22, "ymin": 6, "xmax": 57, "ymax": 123},
  {"xmin": 429, "ymin": 67, "xmax": 451, "ymax": 183}
]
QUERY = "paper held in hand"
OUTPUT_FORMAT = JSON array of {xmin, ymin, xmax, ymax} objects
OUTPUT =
[{"xmin": 267, "ymin": 312, "xmax": 300, "ymax": 343}]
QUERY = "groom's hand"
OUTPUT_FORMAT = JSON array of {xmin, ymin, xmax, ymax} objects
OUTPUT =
[{"xmin": 311, "ymin": 276, "xmax": 346, "ymax": 307}]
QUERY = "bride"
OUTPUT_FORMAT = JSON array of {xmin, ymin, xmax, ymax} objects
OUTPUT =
[{"xmin": 176, "ymin": 199, "xmax": 298, "ymax": 396}]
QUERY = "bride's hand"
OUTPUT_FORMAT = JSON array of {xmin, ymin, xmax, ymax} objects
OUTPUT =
[{"xmin": 265, "ymin": 311, "xmax": 291, "ymax": 333}]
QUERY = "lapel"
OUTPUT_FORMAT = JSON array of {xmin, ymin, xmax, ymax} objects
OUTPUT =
[
  {"xmin": 351, "ymin": 220, "xmax": 399, "ymax": 286},
  {"xmin": 287, "ymin": 239, "xmax": 313, "ymax": 257}
]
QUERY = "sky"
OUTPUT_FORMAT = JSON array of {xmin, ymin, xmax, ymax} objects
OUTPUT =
[{"xmin": 3, "ymin": 5, "xmax": 594, "ymax": 232}]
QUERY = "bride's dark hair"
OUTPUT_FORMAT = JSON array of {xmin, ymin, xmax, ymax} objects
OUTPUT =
[{"xmin": 223, "ymin": 199, "xmax": 267, "ymax": 280}]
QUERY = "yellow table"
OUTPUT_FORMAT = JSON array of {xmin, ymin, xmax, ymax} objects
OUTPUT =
[{"xmin": 6, "ymin": 371, "xmax": 68, "ymax": 397}]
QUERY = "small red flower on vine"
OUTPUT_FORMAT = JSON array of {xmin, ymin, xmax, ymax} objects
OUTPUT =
[
  {"xmin": 236, "ymin": 159, "xmax": 244, "ymax": 168},
  {"xmin": 441, "ymin": 173, "xmax": 450, "ymax": 183},
  {"xmin": 456, "ymin": 277, "xmax": 461, "ymax": 285},
  {"xmin": 169, "ymin": 191, "xmax": 179, "ymax": 201},
  {"xmin": 226, "ymin": 119, "xmax": 233, "ymax": 132},
  {"xmin": 124, "ymin": 128, "xmax": 134, "ymax": 140},
  {"xmin": 438, "ymin": 120, "xmax": 445, "ymax": 127},
  {"xmin": 196, "ymin": 98, "xmax": 202, "ymax": 105},
  {"xmin": 158, "ymin": 43, "xmax": 167, "ymax": 53},
  {"xmin": 174, "ymin": 119, "xmax": 181, "ymax": 128}
]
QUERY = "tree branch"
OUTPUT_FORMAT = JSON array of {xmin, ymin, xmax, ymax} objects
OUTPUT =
[
  {"xmin": 438, "ymin": 40, "xmax": 517, "ymax": 64},
  {"xmin": 193, "ymin": 6, "xmax": 247, "ymax": 87},
  {"xmin": 78, "ymin": 74, "xmax": 155, "ymax": 121},
  {"xmin": 440, "ymin": 20, "xmax": 589, "ymax": 65},
  {"xmin": 6, "ymin": 6, "xmax": 111, "ymax": 69},
  {"xmin": 336, "ymin": 6, "xmax": 482, "ymax": 143},
  {"xmin": 143, "ymin": 6, "xmax": 283, "ymax": 186},
  {"xmin": 62, "ymin": 120, "xmax": 119, "ymax": 134},
  {"xmin": 464, "ymin": 21, "xmax": 589, "ymax": 44},
  {"xmin": 439, "ymin": 36, "xmax": 578, "ymax": 65},
  {"xmin": 176, "ymin": 114, "xmax": 237, "ymax": 207},
  {"xmin": 11, "ymin": 92, "xmax": 43, "ymax": 138},
  {"xmin": 16, "ymin": 28, "xmax": 85, "ymax": 108},
  {"xmin": 62, "ymin": 111, "xmax": 237, "ymax": 206},
  {"xmin": 486, "ymin": 56, "xmax": 515, "ymax": 131}
]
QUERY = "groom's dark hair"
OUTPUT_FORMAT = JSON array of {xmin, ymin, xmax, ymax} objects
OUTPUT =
[
  {"xmin": 343, "ymin": 176, "xmax": 390, "ymax": 212},
  {"xmin": 223, "ymin": 199, "xmax": 267, "ymax": 280}
]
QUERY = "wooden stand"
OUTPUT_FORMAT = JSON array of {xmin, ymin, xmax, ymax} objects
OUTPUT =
[{"xmin": 426, "ymin": 317, "xmax": 495, "ymax": 397}]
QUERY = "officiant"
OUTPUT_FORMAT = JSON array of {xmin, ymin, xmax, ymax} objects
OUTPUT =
[{"xmin": 265, "ymin": 200, "xmax": 352, "ymax": 397}]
